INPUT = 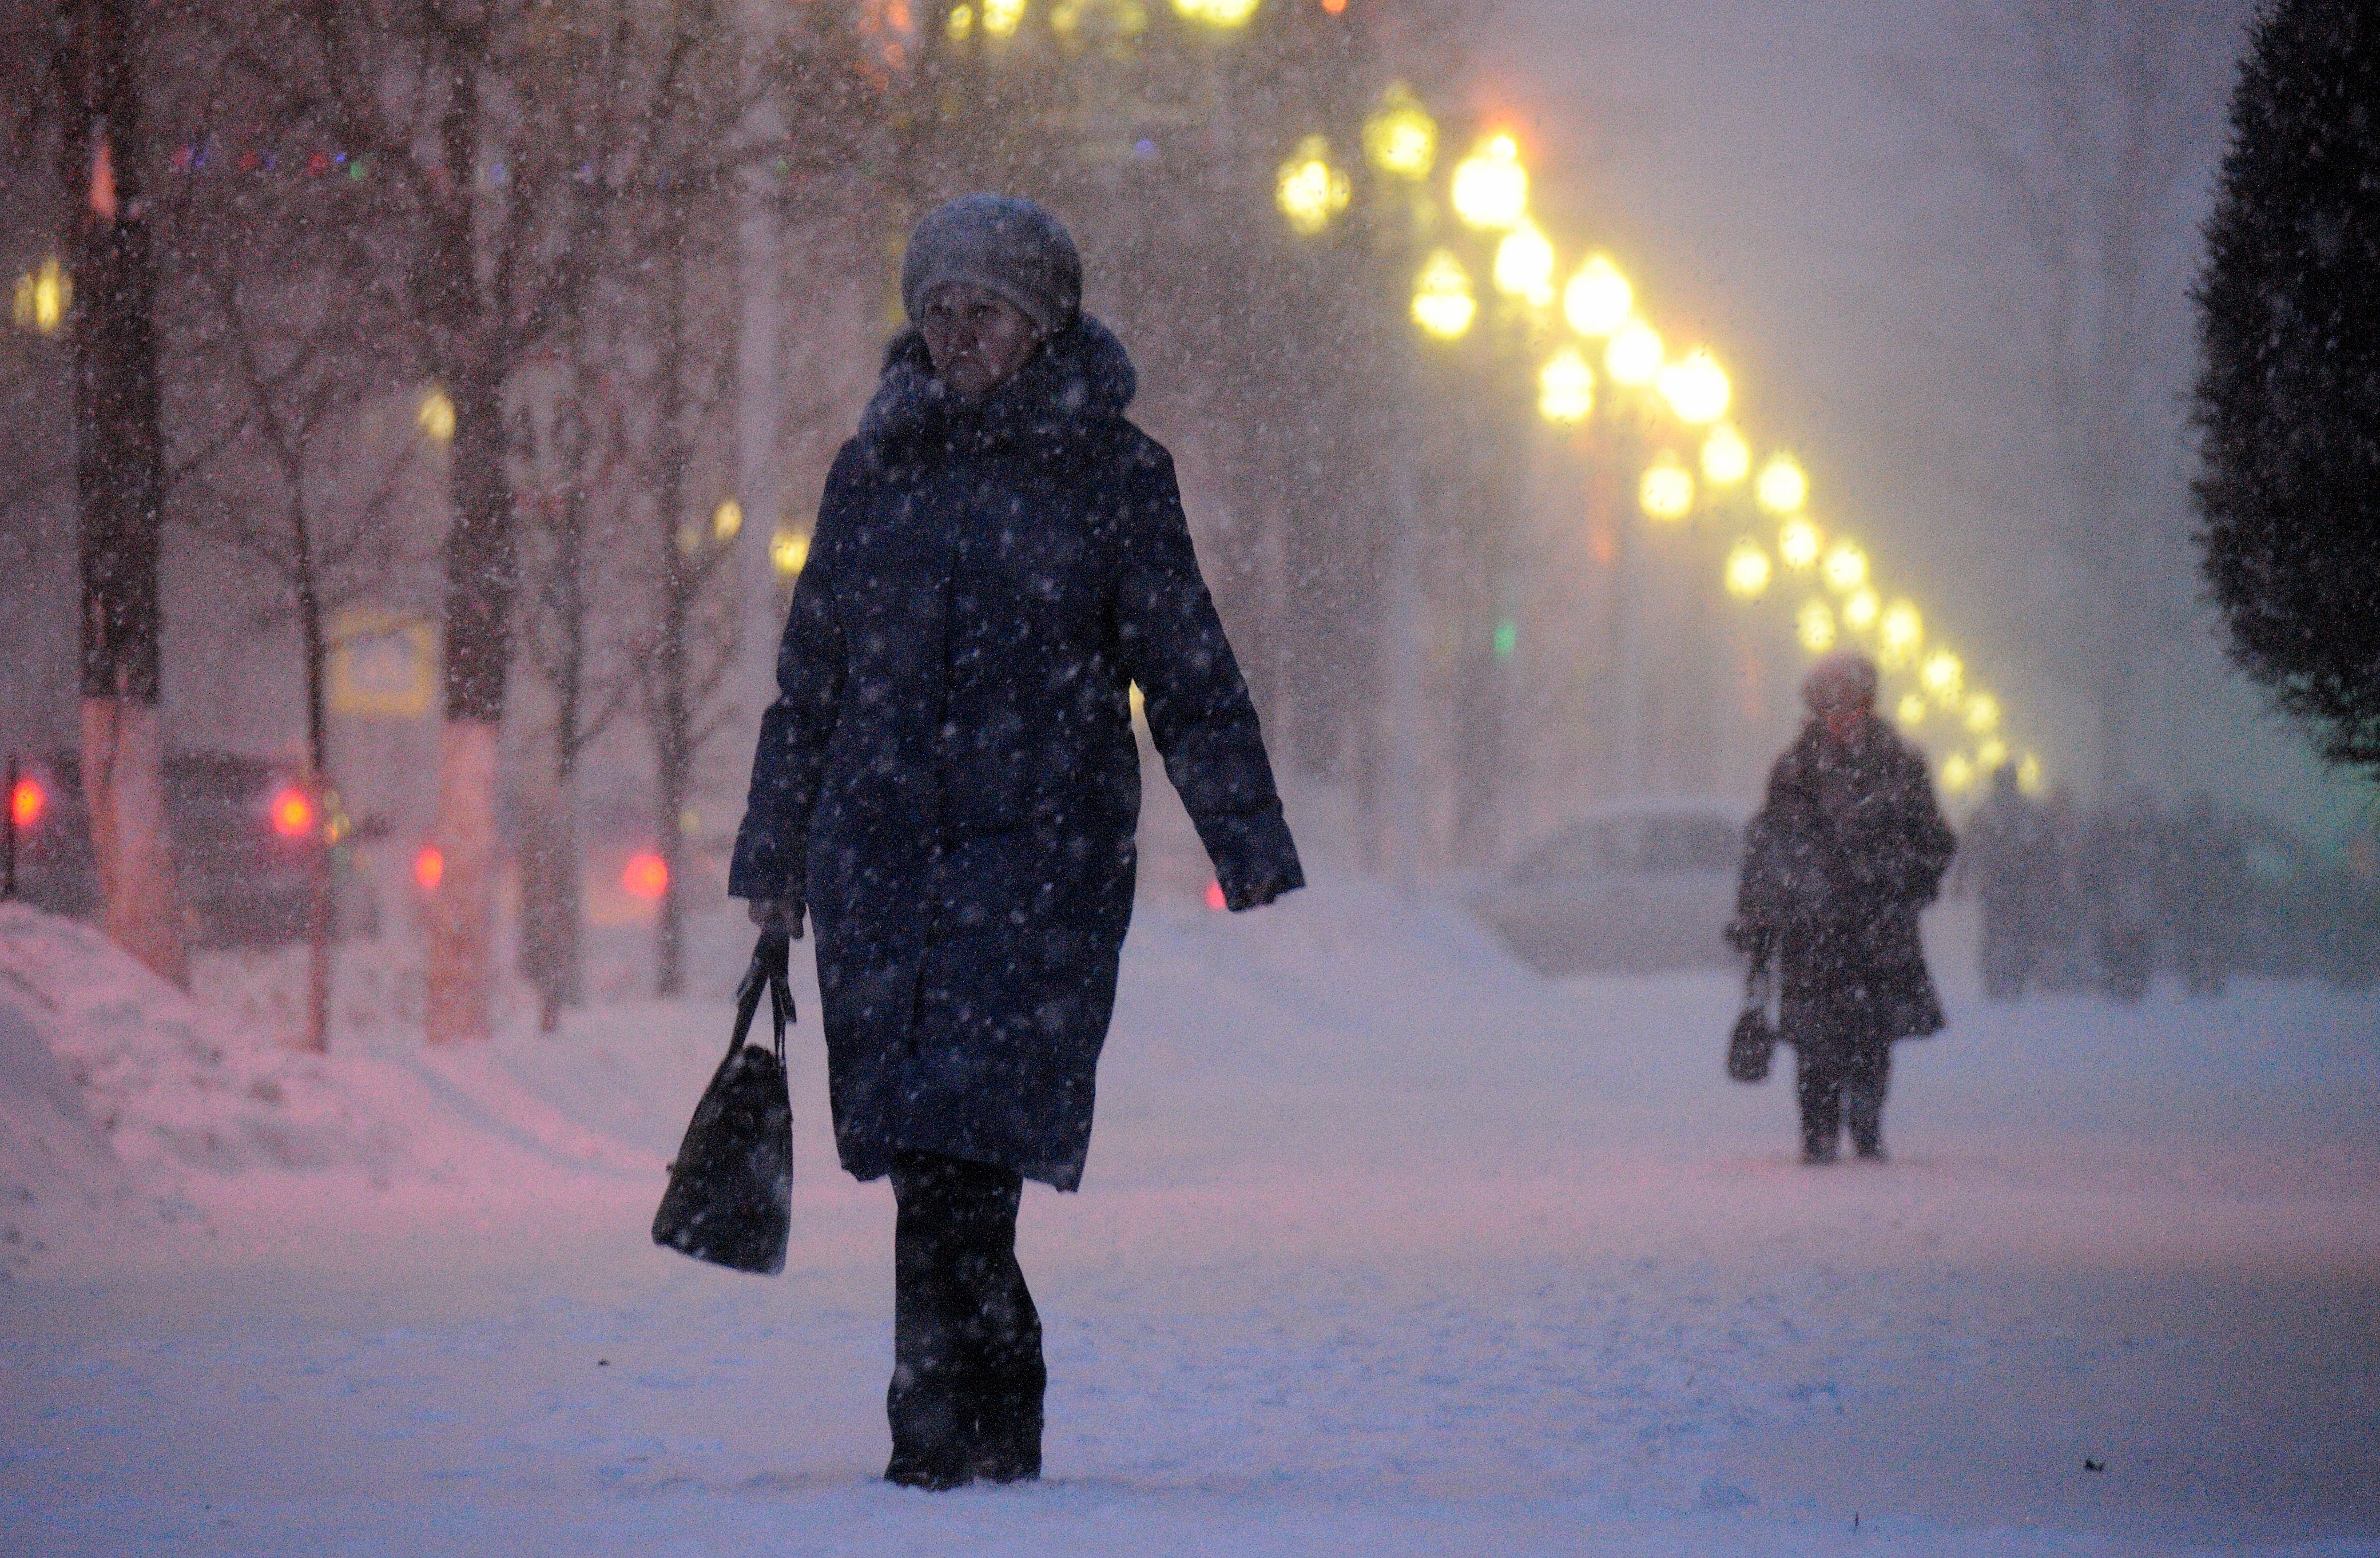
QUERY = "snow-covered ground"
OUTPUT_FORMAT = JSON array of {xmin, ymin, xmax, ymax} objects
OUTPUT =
[{"xmin": 2, "ymin": 879, "xmax": 2375, "ymax": 1556}]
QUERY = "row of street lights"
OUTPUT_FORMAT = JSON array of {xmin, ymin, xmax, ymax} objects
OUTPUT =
[
  {"xmin": 1269, "ymin": 86, "xmax": 2043, "ymax": 802},
  {"xmin": 9, "ymin": 15, "xmax": 2041, "ymax": 805}
]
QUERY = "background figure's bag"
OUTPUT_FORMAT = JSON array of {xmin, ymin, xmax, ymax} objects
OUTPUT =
[
  {"xmin": 1727, "ymin": 934, "xmax": 1779, "ymax": 1084},
  {"xmin": 653, "ymin": 933, "xmax": 794, "ymax": 1275}
]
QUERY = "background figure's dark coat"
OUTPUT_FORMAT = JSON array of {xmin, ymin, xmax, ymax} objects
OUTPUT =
[
  {"xmin": 1730, "ymin": 719, "xmax": 1956, "ymax": 1046},
  {"xmin": 730, "ymin": 317, "xmax": 1301, "ymax": 1191}
]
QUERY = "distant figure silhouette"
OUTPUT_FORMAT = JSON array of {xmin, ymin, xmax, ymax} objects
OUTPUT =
[{"xmin": 1731, "ymin": 651, "xmax": 1956, "ymax": 1163}]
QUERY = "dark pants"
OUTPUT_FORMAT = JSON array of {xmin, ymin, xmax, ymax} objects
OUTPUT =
[
  {"xmin": 886, "ymin": 1151, "xmax": 1045, "ymax": 1488},
  {"xmin": 1796, "ymin": 1038, "xmax": 1891, "ymax": 1160}
]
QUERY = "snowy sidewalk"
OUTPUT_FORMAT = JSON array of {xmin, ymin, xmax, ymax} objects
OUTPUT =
[{"xmin": 2, "ymin": 884, "xmax": 2375, "ymax": 1555}]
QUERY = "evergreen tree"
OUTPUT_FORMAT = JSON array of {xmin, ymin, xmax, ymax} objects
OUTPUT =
[{"xmin": 2194, "ymin": 0, "xmax": 2380, "ymax": 778}]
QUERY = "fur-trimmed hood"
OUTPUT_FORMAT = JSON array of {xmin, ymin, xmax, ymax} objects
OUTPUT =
[{"xmin": 857, "ymin": 314, "xmax": 1138, "ymax": 466}]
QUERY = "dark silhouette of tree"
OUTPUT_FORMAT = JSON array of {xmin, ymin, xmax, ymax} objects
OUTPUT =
[{"xmin": 2193, "ymin": 0, "xmax": 2380, "ymax": 778}]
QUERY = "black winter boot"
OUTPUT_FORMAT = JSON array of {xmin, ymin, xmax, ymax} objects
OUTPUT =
[
  {"xmin": 886, "ymin": 1151, "xmax": 1044, "ymax": 1489},
  {"xmin": 967, "ymin": 1362, "xmax": 1046, "ymax": 1484},
  {"xmin": 884, "ymin": 1373, "xmax": 971, "ymax": 1491}
]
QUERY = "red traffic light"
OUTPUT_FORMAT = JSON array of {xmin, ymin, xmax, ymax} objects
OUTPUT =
[
  {"xmin": 9, "ymin": 776, "xmax": 44, "ymax": 832},
  {"xmin": 622, "ymin": 850, "xmax": 669, "ymax": 902},
  {"xmin": 414, "ymin": 845, "xmax": 444, "ymax": 892},
  {"xmin": 268, "ymin": 785, "xmax": 316, "ymax": 840}
]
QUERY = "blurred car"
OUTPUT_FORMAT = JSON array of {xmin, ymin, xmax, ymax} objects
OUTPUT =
[
  {"xmin": 1471, "ymin": 799, "xmax": 1748, "ymax": 976},
  {"xmin": 5, "ymin": 749, "xmax": 369, "ymax": 949}
]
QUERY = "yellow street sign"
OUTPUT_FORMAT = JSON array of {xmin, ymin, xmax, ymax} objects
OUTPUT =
[{"xmin": 329, "ymin": 609, "xmax": 436, "ymax": 718}]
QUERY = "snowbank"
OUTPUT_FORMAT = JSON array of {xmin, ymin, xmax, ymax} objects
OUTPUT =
[
  {"xmin": 0, "ymin": 904, "xmax": 406, "ymax": 1265},
  {"xmin": 0, "ymin": 903, "xmax": 656, "ymax": 1273}
]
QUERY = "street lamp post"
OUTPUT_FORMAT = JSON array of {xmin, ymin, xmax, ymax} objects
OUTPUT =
[
  {"xmin": 1436, "ymin": 132, "xmax": 1547, "ymax": 866},
  {"xmin": 1357, "ymin": 88, "xmax": 1438, "ymax": 879}
]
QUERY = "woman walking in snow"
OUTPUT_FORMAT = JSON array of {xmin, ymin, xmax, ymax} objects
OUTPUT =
[
  {"xmin": 1730, "ymin": 651, "xmax": 1955, "ymax": 1163},
  {"xmin": 730, "ymin": 196, "xmax": 1304, "ymax": 1489}
]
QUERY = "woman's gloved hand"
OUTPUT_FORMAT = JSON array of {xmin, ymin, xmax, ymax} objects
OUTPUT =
[
  {"xmin": 745, "ymin": 898, "xmax": 806, "ymax": 939},
  {"xmin": 1221, "ymin": 865, "xmax": 1301, "ymax": 913}
]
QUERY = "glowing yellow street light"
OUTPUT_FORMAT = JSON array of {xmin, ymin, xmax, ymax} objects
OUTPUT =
[
  {"xmin": 1965, "ymin": 693, "xmax": 2000, "ymax": 734},
  {"xmin": 1724, "ymin": 539, "xmax": 1773, "ymax": 599},
  {"xmin": 1411, "ymin": 249, "xmax": 1476, "ymax": 340},
  {"xmin": 1276, "ymin": 137, "xmax": 1352, "ymax": 236},
  {"xmin": 1941, "ymin": 753, "xmax": 1976, "ymax": 794},
  {"xmin": 1364, "ymin": 85, "xmax": 1437, "ymax": 180},
  {"xmin": 1604, "ymin": 319, "xmax": 1663, "ymax": 387},
  {"xmin": 1921, "ymin": 648, "xmax": 1965, "ymax": 701},
  {"xmin": 1450, "ymin": 134, "xmax": 1528, "ymax": 230},
  {"xmin": 1976, "ymin": 736, "xmax": 2009, "ymax": 773},
  {"xmin": 1700, "ymin": 423, "xmax": 1751, "ymax": 485},
  {"xmin": 1639, "ymin": 453, "xmax": 1694, "ymax": 521},
  {"xmin": 1797, "ymin": 599, "xmax": 1837, "ymax": 654},
  {"xmin": 12, "ymin": 257, "xmax": 68, "ymax": 336},
  {"xmin": 1896, "ymin": 691, "xmax": 1928, "ymax": 729},
  {"xmin": 770, "ymin": 528, "xmax": 810, "ymax": 579},
  {"xmin": 712, "ymin": 497, "xmax": 744, "ymax": 543},
  {"xmin": 1821, "ymin": 539, "xmax": 1868, "ymax": 593},
  {"xmin": 1778, "ymin": 517, "xmax": 1822, "ymax": 570},
  {"xmin": 2016, "ymin": 753, "xmax": 2044, "ymax": 796},
  {"xmin": 1878, "ymin": 599, "xmax": 1922, "ymax": 666},
  {"xmin": 1493, "ymin": 220, "xmax": 1556, "ymax": 307},
  {"xmin": 1754, "ymin": 454, "xmax": 1808, "ymax": 515},
  {"xmin": 1173, "ymin": 0, "xmax": 1257, "ymax": 27},
  {"xmin": 985, "ymin": 0, "xmax": 1028, "ymax": 35},
  {"xmin": 418, "ymin": 387, "xmax": 456, "ymax": 443},
  {"xmin": 1843, "ymin": 586, "xmax": 1880, "ymax": 632},
  {"xmin": 947, "ymin": 3, "xmax": 975, "ymax": 39},
  {"xmin": 1656, "ymin": 348, "xmax": 1730, "ymax": 425},
  {"xmin": 1561, "ymin": 255, "xmax": 1632, "ymax": 337},
  {"xmin": 1537, "ymin": 348, "xmax": 1594, "ymax": 423}
]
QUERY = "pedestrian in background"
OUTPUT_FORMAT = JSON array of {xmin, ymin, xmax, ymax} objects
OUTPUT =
[
  {"xmin": 2164, "ymin": 791, "xmax": 2246, "ymax": 997},
  {"xmin": 2033, "ymin": 787, "xmax": 2088, "ymax": 991},
  {"xmin": 2083, "ymin": 797, "xmax": 2160, "ymax": 1001},
  {"xmin": 1962, "ymin": 763, "xmax": 2050, "ymax": 1000},
  {"xmin": 730, "ymin": 196, "xmax": 1304, "ymax": 1490},
  {"xmin": 1731, "ymin": 651, "xmax": 1957, "ymax": 1163}
]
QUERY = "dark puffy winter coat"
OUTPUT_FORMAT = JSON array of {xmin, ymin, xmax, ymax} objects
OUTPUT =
[
  {"xmin": 1730, "ymin": 717, "xmax": 1956, "ymax": 1047},
  {"xmin": 729, "ymin": 317, "xmax": 1302, "ymax": 1191}
]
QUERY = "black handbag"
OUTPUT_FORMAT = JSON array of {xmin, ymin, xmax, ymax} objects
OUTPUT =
[
  {"xmin": 1726, "ymin": 935, "xmax": 1779, "ymax": 1085},
  {"xmin": 653, "ymin": 933, "xmax": 795, "ymax": 1275}
]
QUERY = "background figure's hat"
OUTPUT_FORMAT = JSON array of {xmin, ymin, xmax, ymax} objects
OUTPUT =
[{"xmin": 1802, "ymin": 650, "xmax": 1880, "ymax": 710}]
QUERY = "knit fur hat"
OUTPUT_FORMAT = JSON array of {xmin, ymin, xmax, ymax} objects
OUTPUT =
[
  {"xmin": 900, "ymin": 194, "xmax": 1083, "ymax": 336},
  {"xmin": 1803, "ymin": 650, "xmax": 1880, "ymax": 712}
]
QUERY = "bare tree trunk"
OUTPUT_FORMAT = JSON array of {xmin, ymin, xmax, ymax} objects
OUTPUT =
[
  {"xmin": 65, "ymin": 0, "xmax": 184, "ymax": 986},
  {"xmin": 423, "ymin": 718, "xmax": 500, "ymax": 1042},
  {"xmin": 78, "ymin": 698, "xmax": 182, "ymax": 983},
  {"xmin": 1449, "ymin": 354, "xmax": 1523, "ymax": 867},
  {"xmin": 295, "ymin": 524, "xmax": 331, "ymax": 1054},
  {"xmin": 426, "ymin": 359, "xmax": 516, "ymax": 1043},
  {"xmin": 650, "ymin": 248, "xmax": 694, "ymax": 999},
  {"xmin": 515, "ymin": 718, "xmax": 575, "ymax": 1034},
  {"xmin": 541, "ymin": 433, "xmax": 598, "ymax": 1020}
]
